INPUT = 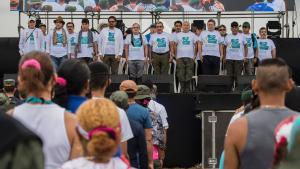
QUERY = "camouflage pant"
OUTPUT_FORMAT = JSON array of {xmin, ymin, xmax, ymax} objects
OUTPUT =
[
  {"xmin": 176, "ymin": 57, "xmax": 194, "ymax": 82},
  {"xmin": 243, "ymin": 58, "xmax": 255, "ymax": 76},
  {"xmin": 152, "ymin": 52, "xmax": 170, "ymax": 75}
]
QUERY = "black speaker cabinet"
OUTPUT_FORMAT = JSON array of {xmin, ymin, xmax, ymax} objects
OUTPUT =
[
  {"xmin": 106, "ymin": 75, "xmax": 129, "ymax": 95},
  {"xmin": 142, "ymin": 75, "xmax": 174, "ymax": 93}
]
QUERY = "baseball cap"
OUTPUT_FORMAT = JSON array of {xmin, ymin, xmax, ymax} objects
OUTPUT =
[
  {"xmin": 231, "ymin": 21, "xmax": 239, "ymax": 28},
  {"xmin": 28, "ymin": 16, "xmax": 36, "ymax": 22},
  {"xmin": 135, "ymin": 85, "xmax": 151, "ymax": 100},
  {"xmin": 243, "ymin": 22, "xmax": 251, "ymax": 28},
  {"xmin": 110, "ymin": 91, "xmax": 129, "ymax": 110},
  {"xmin": 3, "ymin": 79, "xmax": 16, "ymax": 87},
  {"xmin": 119, "ymin": 80, "xmax": 138, "ymax": 93}
]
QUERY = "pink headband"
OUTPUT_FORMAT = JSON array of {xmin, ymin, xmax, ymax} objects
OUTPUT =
[
  {"xmin": 21, "ymin": 59, "xmax": 41, "ymax": 70},
  {"xmin": 77, "ymin": 125, "xmax": 117, "ymax": 140},
  {"xmin": 56, "ymin": 77, "xmax": 67, "ymax": 87}
]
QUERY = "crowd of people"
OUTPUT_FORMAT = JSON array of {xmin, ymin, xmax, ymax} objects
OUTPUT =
[{"xmin": 19, "ymin": 15, "xmax": 277, "ymax": 92}]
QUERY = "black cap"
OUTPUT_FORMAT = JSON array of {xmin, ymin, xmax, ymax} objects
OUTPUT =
[
  {"xmin": 231, "ymin": 21, "xmax": 239, "ymax": 28},
  {"xmin": 82, "ymin": 18, "xmax": 89, "ymax": 24}
]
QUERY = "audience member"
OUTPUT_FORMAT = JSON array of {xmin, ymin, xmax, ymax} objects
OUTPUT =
[
  {"xmin": 149, "ymin": 21, "xmax": 174, "ymax": 75},
  {"xmin": 2, "ymin": 79, "xmax": 22, "ymax": 110},
  {"xmin": 97, "ymin": 16, "xmax": 124, "ymax": 74},
  {"xmin": 119, "ymin": 80, "xmax": 154, "ymax": 169},
  {"xmin": 9, "ymin": 51, "xmax": 82, "ymax": 169},
  {"xmin": 224, "ymin": 58, "xmax": 298, "ymax": 169},
  {"xmin": 54, "ymin": 59, "xmax": 90, "ymax": 113},
  {"xmin": 60, "ymin": 99, "xmax": 131, "ymax": 169},
  {"xmin": 125, "ymin": 23, "xmax": 148, "ymax": 84}
]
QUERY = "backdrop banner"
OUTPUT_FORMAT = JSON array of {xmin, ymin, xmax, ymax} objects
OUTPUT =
[{"xmin": 10, "ymin": 0, "xmax": 295, "ymax": 12}]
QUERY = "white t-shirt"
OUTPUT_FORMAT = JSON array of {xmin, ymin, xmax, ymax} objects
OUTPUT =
[
  {"xmin": 92, "ymin": 97, "xmax": 133, "ymax": 142},
  {"xmin": 48, "ymin": 29, "xmax": 68, "ymax": 57},
  {"xmin": 67, "ymin": 32, "xmax": 78, "ymax": 55},
  {"xmin": 224, "ymin": 33, "xmax": 247, "ymax": 60},
  {"xmin": 148, "ymin": 100, "xmax": 169, "ymax": 129},
  {"xmin": 199, "ymin": 30, "xmax": 222, "ymax": 57},
  {"xmin": 175, "ymin": 31, "xmax": 197, "ymax": 59},
  {"xmin": 105, "ymin": 29, "xmax": 117, "ymax": 55},
  {"xmin": 272, "ymin": 0, "xmax": 286, "ymax": 11},
  {"xmin": 77, "ymin": 31, "xmax": 97, "ymax": 58},
  {"xmin": 60, "ymin": 157, "xmax": 130, "ymax": 169},
  {"xmin": 257, "ymin": 38, "xmax": 276, "ymax": 61},
  {"xmin": 149, "ymin": 32, "xmax": 173, "ymax": 53},
  {"xmin": 243, "ymin": 33, "xmax": 255, "ymax": 59},
  {"xmin": 52, "ymin": 3, "xmax": 67, "ymax": 11},
  {"xmin": 125, "ymin": 34, "xmax": 148, "ymax": 60}
]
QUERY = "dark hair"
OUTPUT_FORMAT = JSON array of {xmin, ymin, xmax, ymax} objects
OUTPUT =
[
  {"xmin": 108, "ymin": 16, "xmax": 117, "ymax": 22},
  {"xmin": 174, "ymin": 20, "xmax": 182, "ymax": 26},
  {"xmin": 259, "ymin": 27, "xmax": 267, "ymax": 32},
  {"xmin": 207, "ymin": 19, "xmax": 216, "ymax": 25},
  {"xmin": 82, "ymin": 18, "xmax": 89, "ymax": 24},
  {"xmin": 18, "ymin": 51, "xmax": 55, "ymax": 97},
  {"xmin": 54, "ymin": 59, "xmax": 90, "ymax": 108},
  {"xmin": 219, "ymin": 25, "xmax": 226, "ymax": 29},
  {"xmin": 127, "ymin": 92, "xmax": 136, "ymax": 99},
  {"xmin": 89, "ymin": 62, "xmax": 110, "ymax": 91},
  {"xmin": 66, "ymin": 22, "xmax": 74, "ymax": 27}
]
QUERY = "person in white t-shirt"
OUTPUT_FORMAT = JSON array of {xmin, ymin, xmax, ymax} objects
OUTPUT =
[
  {"xmin": 52, "ymin": 0, "xmax": 67, "ymax": 11},
  {"xmin": 257, "ymin": 27, "xmax": 276, "ymax": 62},
  {"xmin": 149, "ymin": 21, "xmax": 174, "ymax": 75},
  {"xmin": 125, "ymin": 23, "xmax": 148, "ymax": 84},
  {"xmin": 19, "ymin": 17, "xmax": 44, "ymax": 56},
  {"xmin": 75, "ymin": 18, "xmax": 97, "ymax": 64},
  {"xmin": 46, "ymin": 16, "xmax": 68, "ymax": 70},
  {"xmin": 39, "ymin": 23, "xmax": 48, "ymax": 52},
  {"xmin": 60, "ymin": 99, "xmax": 131, "ymax": 169},
  {"xmin": 174, "ymin": 21, "xmax": 198, "ymax": 92},
  {"xmin": 97, "ymin": 16, "xmax": 124, "ymax": 75},
  {"xmin": 224, "ymin": 21, "xmax": 248, "ymax": 84},
  {"xmin": 66, "ymin": 22, "xmax": 78, "ymax": 59},
  {"xmin": 199, "ymin": 19, "xmax": 223, "ymax": 75},
  {"xmin": 88, "ymin": 62, "xmax": 134, "ymax": 159},
  {"xmin": 242, "ymin": 22, "xmax": 257, "ymax": 76}
]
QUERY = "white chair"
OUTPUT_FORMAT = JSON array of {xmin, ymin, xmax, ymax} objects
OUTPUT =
[{"xmin": 118, "ymin": 57, "xmax": 127, "ymax": 75}]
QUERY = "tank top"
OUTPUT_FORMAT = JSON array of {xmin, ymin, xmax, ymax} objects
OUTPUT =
[
  {"xmin": 13, "ymin": 103, "xmax": 71, "ymax": 169},
  {"xmin": 240, "ymin": 107, "xmax": 298, "ymax": 169}
]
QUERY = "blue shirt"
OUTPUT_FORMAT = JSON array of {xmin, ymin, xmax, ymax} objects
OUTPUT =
[
  {"xmin": 67, "ymin": 95, "xmax": 88, "ymax": 113},
  {"xmin": 247, "ymin": 3, "xmax": 274, "ymax": 11},
  {"xmin": 127, "ymin": 103, "xmax": 152, "ymax": 129},
  {"xmin": 145, "ymin": 33, "xmax": 151, "ymax": 43}
]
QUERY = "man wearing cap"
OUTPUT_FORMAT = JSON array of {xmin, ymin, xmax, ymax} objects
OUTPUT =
[
  {"xmin": 75, "ymin": 18, "xmax": 97, "ymax": 64},
  {"xmin": 119, "ymin": 80, "xmax": 154, "ymax": 169},
  {"xmin": 2, "ymin": 79, "xmax": 22, "ymax": 111},
  {"xmin": 88, "ymin": 62, "xmax": 133, "ymax": 159},
  {"xmin": 66, "ymin": 22, "xmax": 78, "ymax": 59},
  {"xmin": 199, "ymin": 19, "xmax": 223, "ymax": 75},
  {"xmin": 19, "ymin": 17, "xmax": 44, "ymax": 56},
  {"xmin": 242, "ymin": 22, "xmax": 257, "ymax": 76},
  {"xmin": 224, "ymin": 21, "xmax": 248, "ymax": 87},
  {"xmin": 46, "ymin": 16, "xmax": 68, "ymax": 70}
]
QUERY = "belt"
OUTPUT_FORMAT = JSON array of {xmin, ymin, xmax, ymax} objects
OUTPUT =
[{"xmin": 153, "ymin": 52, "xmax": 169, "ymax": 56}]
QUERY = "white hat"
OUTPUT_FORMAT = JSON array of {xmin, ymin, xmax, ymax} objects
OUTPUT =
[{"xmin": 28, "ymin": 16, "xmax": 36, "ymax": 22}]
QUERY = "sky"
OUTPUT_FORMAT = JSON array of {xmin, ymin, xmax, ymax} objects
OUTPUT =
[{"xmin": 0, "ymin": 1, "xmax": 299, "ymax": 37}]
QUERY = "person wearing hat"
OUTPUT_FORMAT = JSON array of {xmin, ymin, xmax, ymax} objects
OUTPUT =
[
  {"xmin": 75, "ymin": 18, "xmax": 97, "ymax": 64},
  {"xmin": 242, "ymin": 22, "xmax": 257, "ymax": 76},
  {"xmin": 18, "ymin": 16, "xmax": 44, "ymax": 56},
  {"xmin": 46, "ymin": 16, "xmax": 68, "ymax": 70},
  {"xmin": 223, "ymin": 21, "xmax": 248, "ymax": 88},
  {"xmin": 119, "ymin": 80, "xmax": 154, "ymax": 169},
  {"xmin": 2, "ymin": 79, "xmax": 22, "ymax": 111}
]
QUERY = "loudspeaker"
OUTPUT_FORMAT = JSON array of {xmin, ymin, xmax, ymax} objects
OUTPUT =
[
  {"xmin": 201, "ymin": 110, "xmax": 235, "ymax": 168},
  {"xmin": 195, "ymin": 93, "xmax": 241, "ymax": 111},
  {"xmin": 106, "ymin": 75, "xmax": 129, "ymax": 95},
  {"xmin": 236, "ymin": 75, "xmax": 255, "ymax": 91},
  {"xmin": 142, "ymin": 75, "xmax": 174, "ymax": 93},
  {"xmin": 197, "ymin": 75, "xmax": 233, "ymax": 93}
]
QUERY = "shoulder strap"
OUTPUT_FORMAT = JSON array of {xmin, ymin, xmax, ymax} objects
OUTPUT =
[{"xmin": 25, "ymin": 28, "xmax": 37, "ymax": 43}]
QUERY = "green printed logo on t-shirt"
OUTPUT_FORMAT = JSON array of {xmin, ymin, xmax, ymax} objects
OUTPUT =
[
  {"xmin": 157, "ymin": 38, "xmax": 166, "ymax": 48},
  {"xmin": 56, "ymin": 33, "xmax": 64, "ymax": 43},
  {"xmin": 231, "ymin": 39, "xmax": 240, "ymax": 49},
  {"xmin": 29, "ymin": 34, "xmax": 34, "ymax": 44},
  {"xmin": 108, "ymin": 32, "xmax": 115, "ymax": 42},
  {"xmin": 182, "ymin": 37, "xmax": 191, "ymax": 45},
  {"xmin": 81, "ymin": 36, "xmax": 88, "ymax": 44},
  {"xmin": 259, "ymin": 42, "xmax": 269, "ymax": 50},
  {"xmin": 207, "ymin": 34, "xmax": 217, "ymax": 44},
  {"xmin": 133, "ymin": 37, "xmax": 142, "ymax": 47},
  {"xmin": 70, "ymin": 37, "xmax": 76, "ymax": 46},
  {"xmin": 246, "ymin": 38, "xmax": 252, "ymax": 48}
]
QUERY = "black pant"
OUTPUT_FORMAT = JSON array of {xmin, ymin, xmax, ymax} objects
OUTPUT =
[{"xmin": 202, "ymin": 55, "xmax": 220, "ymax": 75}]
